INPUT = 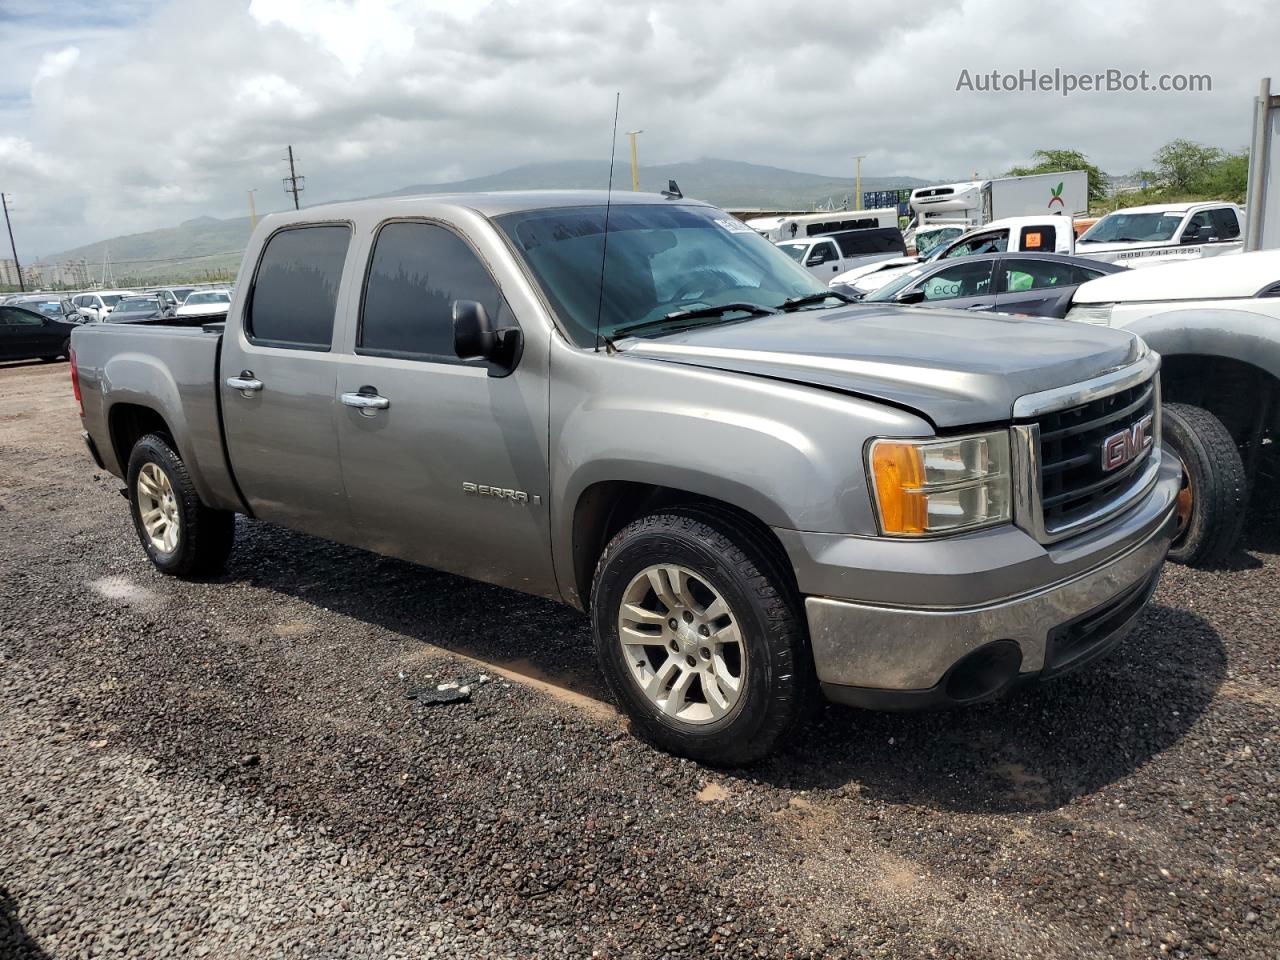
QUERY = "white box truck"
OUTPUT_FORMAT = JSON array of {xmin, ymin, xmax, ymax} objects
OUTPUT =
[{"xmin": 907, "ymin": 172, "xmax": 1089, "ymax": 251}]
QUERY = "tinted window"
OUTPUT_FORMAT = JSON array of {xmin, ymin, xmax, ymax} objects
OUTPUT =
[
  {"xmin": 0, "ymin": 307, "xmax": 43, "ymax": 326},
  {"xmin": 248, "ymin": 225, "xmax": 350, "ymax": 349},
  {"xmin": 1072, "ymin": 266, "xmax": 1110, "ymax": 284},
  {"xmin": 1000, "ymin": 259, "xmax": 1077, "ymax": 293},
  {"xmin": 835, "ymin": 229, "xmax": 905, "ymax": 257},
  {"xmin": 359, "ymin": 221, "xmax": 508, "ymax": 360},
  {"xmin": 918, "ymin": 261, "xmax": 994, "ymax": 301},
  {"xmin": 1210, "ymin": 208, "xmax": 1240, "ymax": 240},
  {"xmin": 807, "ymin": 241, "xmax": 838, "ymax": 265}
]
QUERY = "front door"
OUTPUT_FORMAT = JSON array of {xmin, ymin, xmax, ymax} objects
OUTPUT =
[
  {"xmin": 909, "ymin": 259, "xmax": 998, "ymax": 311},
  {"xmin": 219, "ymin": 223, "xmax": 357, "ymax": 544},
  {"xmin": 994, "ymin": 257, "xmax": 1079, "ymax": 316},
  {"xmin": 335, "ymin": 220, "xmax": 555, "ymax": 597},
  {"xmin": 0, "ymin": 308, "xmax": 47, "ymax": 359}
]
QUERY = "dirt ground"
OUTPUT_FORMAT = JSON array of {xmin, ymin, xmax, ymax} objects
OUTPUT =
[{"xmin": 1, "ymin": 357, "xmax": 1277, "ymax": 958}]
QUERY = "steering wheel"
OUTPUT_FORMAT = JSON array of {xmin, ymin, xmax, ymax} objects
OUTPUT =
[{"xmin": 671, "ymin": 268, "xmax": 738, "ymax": 302}]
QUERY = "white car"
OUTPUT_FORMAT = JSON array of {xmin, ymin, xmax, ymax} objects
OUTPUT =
[
  {"xmin": 174, "ymin": 289, "xmax": 232, "ymax": 318},
  {"xmin": 70, "ymin": 290, "xmax": 138, "ymax": 321},
  {"xmin": 1066, "ymin": 247, "xmax": 1280, "ymax": 327},
  {"xmin": 1075, "ymin": 201, "xmax": 1245, "ymax": 268},
  {"xmin": 1066, "ymin": 249, "xmax": 1280, "ymax": 567}
]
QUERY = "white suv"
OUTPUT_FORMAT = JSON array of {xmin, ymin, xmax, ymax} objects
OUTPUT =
[{"xmin": 71, "ymin": 290, "xmax": 138, "ymax": 321}]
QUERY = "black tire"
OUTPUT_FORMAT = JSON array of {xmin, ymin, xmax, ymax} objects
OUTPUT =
[
  {"xmin": 1163, "ymin": 403, "xmax": 1247, "ymax": 567},
  {"xmin": 126, "ymin": 432, "xmax": 235, "ymax": 577},
  {"xmin": 590, "ymin": 507, "xmax": 815, "ymax": 766}
]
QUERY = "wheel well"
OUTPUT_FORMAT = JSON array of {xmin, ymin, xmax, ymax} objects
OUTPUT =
[
  {"xmin": 1160, "ymin": 355, "xmax": 1278, "ymax": 445},
  {"xmin": 571, "ymin": 481, "xmax": 795, "ymax": 610},
  {"xmin": 108, "ymin": 404, "xmax": 174, "ymax": 469}
]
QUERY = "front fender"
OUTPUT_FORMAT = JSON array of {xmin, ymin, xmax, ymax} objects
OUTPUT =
[
  {"xmin": 548, "ymin": 348, "xmax": 932, "ymax": 605},
  {"xmin": 1123, "ymin": 307, "xmax": 1280, "ymax": 383}
]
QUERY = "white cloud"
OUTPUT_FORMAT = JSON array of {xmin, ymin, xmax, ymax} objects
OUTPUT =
[
  {"xmin": 1, "ymin": 0, "xmax": 1278, "ymax": 256},
  {"xmin": 32, "ymin": 46, "xmax": 81, "ymax": 88}
]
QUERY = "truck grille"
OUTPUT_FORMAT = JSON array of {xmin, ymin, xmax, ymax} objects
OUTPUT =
[{"xmin": 1033, "ymin": 378, "xmax": 1158, "ymax": 534}]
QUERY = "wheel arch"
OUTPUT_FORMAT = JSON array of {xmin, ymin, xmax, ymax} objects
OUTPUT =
[{"xmin": 566, "ymin": 479, "xmax": 796, "ymax": 612}]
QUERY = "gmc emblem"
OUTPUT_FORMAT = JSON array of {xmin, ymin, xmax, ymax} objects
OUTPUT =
[{"xmin": 1101, "ymin": 413, "xmax": 1154, "ymax": 472}]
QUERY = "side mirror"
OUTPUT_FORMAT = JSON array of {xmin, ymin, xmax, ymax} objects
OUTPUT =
[
  {"xmin": 895, "ymin": 288, "xmax": 925, "ymax": 305},
  {"xmin": 452, "ymin": 299, "xmax": 523, "ymax": 377}
]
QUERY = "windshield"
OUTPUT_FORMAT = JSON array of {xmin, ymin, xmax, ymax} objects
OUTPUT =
[
  {"xmin": 494, "ymin": 204, "xmax": 827, "ymax": 344},
  {"xmin": 185, "ymin": 291, "xmax": 229, "ymax": 305},
  {"xmin": 862, "ymin": 264, "xmax": 932, "ymax": 302},
  {"xmin": 22, "ymin": 300, "xmax": 64, "ymax": 316},
  {"xmin": 1080, "ymin": 211, "xmax": 1184, "ymax": 244},
  {"xmin": 101, "ymin": 295, "xmax": 125, "ymax": 307},
  {"xmin": 115, "ymin": 299, "xmax": 159, "ymax": 314},
  {"xmin": 776, "ymin": 242, "xmax": 809, "ymax": 262},
  {"xmin": 915, "ymin": 227, "xmax": 965, "ymax": 257}
]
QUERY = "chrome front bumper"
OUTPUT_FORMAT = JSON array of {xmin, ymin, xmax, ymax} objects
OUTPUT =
[{"xmin": 796, "ymin": 451, "xmax": 1179, "ymax": 709}]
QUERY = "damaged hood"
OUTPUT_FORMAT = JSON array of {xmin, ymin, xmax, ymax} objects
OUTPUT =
[{"xmin": 617, "ymin": 303, "xmax": 1145, "ymax": 428}]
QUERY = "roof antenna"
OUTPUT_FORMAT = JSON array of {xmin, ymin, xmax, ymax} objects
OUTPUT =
[
  {"xmin": 662, "ymin": 179, "xmax": 682, "ymax": 199},
  {"xmin": 594, "ymin": 91, "xmax": 621, "ymax": 353}
]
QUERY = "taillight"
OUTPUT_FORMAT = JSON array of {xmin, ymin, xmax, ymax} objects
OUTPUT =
[{"xmin": 69, "ymin": 347, "xmax": 84, "ymax": 417}]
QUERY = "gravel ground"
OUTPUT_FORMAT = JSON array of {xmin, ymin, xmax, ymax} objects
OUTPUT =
[{"xmin": 1, "ymin": 358, "xmax": 1277, "ymax": 959}]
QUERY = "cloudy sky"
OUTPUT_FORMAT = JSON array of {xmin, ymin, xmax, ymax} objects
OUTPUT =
[{"xmin": 1, "ymin": 0, "xmax": 1277, "ymax": 256}]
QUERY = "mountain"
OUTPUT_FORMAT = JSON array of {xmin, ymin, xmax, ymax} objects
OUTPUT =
[
  {"xmin": 36, "ymin": 158, "xmax": 928, "ymax": 285},
  {"xmin": 386, "ymin": 157, "xmax": 927, "ymax": 211}
]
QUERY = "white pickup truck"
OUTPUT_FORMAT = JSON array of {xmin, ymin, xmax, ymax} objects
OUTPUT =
[{"xmin": 1075, "ymin": 202, "xmax": 1245, "ymax": 267}]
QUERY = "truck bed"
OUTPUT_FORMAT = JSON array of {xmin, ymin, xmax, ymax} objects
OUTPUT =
[{"xmin": 71, "ymin": 321, "xmax": 245, "ymax": 514}]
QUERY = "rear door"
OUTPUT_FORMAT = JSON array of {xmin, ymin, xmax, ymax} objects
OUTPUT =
[
  {"xmin": 334, "ymin": 218, "xmax": 555, "ymax": 596},
  {"xmin": 219, "ymin": 222, "xmax": 358, "ymax": 543},
  {"xmin": 994, "ymin": 257, "xmax": 1080, "ymax": 316}
]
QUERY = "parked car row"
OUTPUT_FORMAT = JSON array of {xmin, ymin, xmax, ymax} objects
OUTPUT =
[{"xmin": 0, "ymin": 286, "xmax": 231, "ymax": 362}]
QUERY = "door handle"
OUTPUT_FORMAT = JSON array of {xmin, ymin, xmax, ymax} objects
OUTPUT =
[
  {"xmin": 226, "ymin": 372, "xmax": 263, "ymax": 392},
  {"xmin": 341, "ymin": 391, "xmax": 390, "ymax": 410}
]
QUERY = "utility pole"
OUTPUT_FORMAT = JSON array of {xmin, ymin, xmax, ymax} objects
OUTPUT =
[
  {"xmin": 852, "ymin": 155, "xmax": 867, "ymax": 211},
  {"xmin": 2, "ymin": 193, "xmax": 25, "ymax": 292},
  {"xmin": 247, "ymin": 188, "xmax": 259, "ymax": 229},
  {"xmin": 626, "ymin": 130, "xmax": 643, "ymax": 191},
  {"xmin": 283, "ymin": 145, "xmax": 304, "ymax": 210}
]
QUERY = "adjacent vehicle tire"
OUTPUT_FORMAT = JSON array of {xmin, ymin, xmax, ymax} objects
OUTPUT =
[
  {"xmin": 591, "ymin": 506, "xmax": 815, "ymax": 766},
  {"xmin": 1162, "ymin": 403, "xmax": 1247, "ymax": 567},
  {"xmin": 126, "ymin": 432, "xmax": 235, "ymax": 577}
]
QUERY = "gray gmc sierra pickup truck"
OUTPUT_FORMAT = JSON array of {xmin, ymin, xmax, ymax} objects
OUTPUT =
[{"xmin": 72, "ymin": 191, "xmax": 1181, "ymax": 765}]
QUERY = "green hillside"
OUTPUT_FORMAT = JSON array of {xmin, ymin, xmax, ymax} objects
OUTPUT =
[{"xmin": 37, "ymin": 158, "xmax": 928, "ymax": 286}]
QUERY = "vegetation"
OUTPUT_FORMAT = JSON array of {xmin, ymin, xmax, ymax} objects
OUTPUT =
[
  {"xmin": 1010, "ymin": 141, "xmax": 1250, "ymax": 215},
  {"xmin": 1005, "ymin": 149, "xmax": 1109, "ymax": 206}
]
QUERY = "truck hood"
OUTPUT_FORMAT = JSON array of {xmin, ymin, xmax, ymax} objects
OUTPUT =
[{"xmin": 618, "ymin": 304, "xmax": 1144, "ymax": 429}]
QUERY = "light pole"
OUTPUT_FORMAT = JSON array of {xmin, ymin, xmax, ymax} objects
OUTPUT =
[
  {"xmin": 1, "ymin": 193, "xmax": 24, "ymax": 292},
  {"xmin": 852, "ymin": 155, "xmax": 867, "ymax": 211},
  {"xmin": 247, "ymin": 189, "xmax": 258, "ymax": 229},
  {"xmin": 626, "ymin": 130, "xmax": 643, "ymax": 192}
]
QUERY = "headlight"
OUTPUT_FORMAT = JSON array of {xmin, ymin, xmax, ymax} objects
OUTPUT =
[
  {"xmin": 867, "ymin": 431, "xmax": 1011, "ymax": 537},
  {"xmin": 1065, "ymin": 304, "xmax": 1113, "ymax": 325}
]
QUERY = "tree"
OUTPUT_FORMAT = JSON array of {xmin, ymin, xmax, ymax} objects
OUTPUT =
[
  {"xmin": 1191, "ymin": 149, "xmax": 1249, "ymax": 203},
  {"xmin": 1006, "ymin": 149, "xmax": 1108, "ymax": 205},
  {"xmin": 1148, "ymin": 139, "xmax": 1223, "ymax": 193}
]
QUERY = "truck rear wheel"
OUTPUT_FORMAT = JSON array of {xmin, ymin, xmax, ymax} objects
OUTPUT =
[
  {"xmin": 1162, "ymin": 403, "xmax": 1247, "ymax": 567},
  {"xmin": 126, "ymin": 432, "xmax": 235, "ymax": 577},
  {"xmin": 590, "ymin": 507, "xmax": 815, "ymax": 766}
]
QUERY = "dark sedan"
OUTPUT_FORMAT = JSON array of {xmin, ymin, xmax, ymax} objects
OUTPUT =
[
  {"xmin": 106, "ymin": 296, "xmax": 171, "ymax": 323},
  {"xmin": 841, "ymin": 252, "xmax": 1126, "ymax": 318},
  {"xmin": 12, "ymin": 295, "xmax": 86, "ymax": 323},
  {"xmin": 0, "ymin": 304, "xmax": 77, "ymax": 362}
]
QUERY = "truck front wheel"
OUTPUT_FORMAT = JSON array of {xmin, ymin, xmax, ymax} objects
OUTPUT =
[
  {"xmin": 590, "ymin": 507, "xmax": 815, "ymax": 766},
  {"xmin": 126, "ymin": 432, "xmax": 235, "ymax": 577},
  {"xmin": 1162, "ymin": 403, "xmax": 1247, "ymax": 567}
]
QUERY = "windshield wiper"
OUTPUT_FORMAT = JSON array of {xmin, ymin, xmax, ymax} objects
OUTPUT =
[
  {"xmin": 610, "ymin": 302, "xmax": 779, "ymax": 340},
  {"xmin": 777, "ymin": 290, "xmax": 856, "ymax": 311}
]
